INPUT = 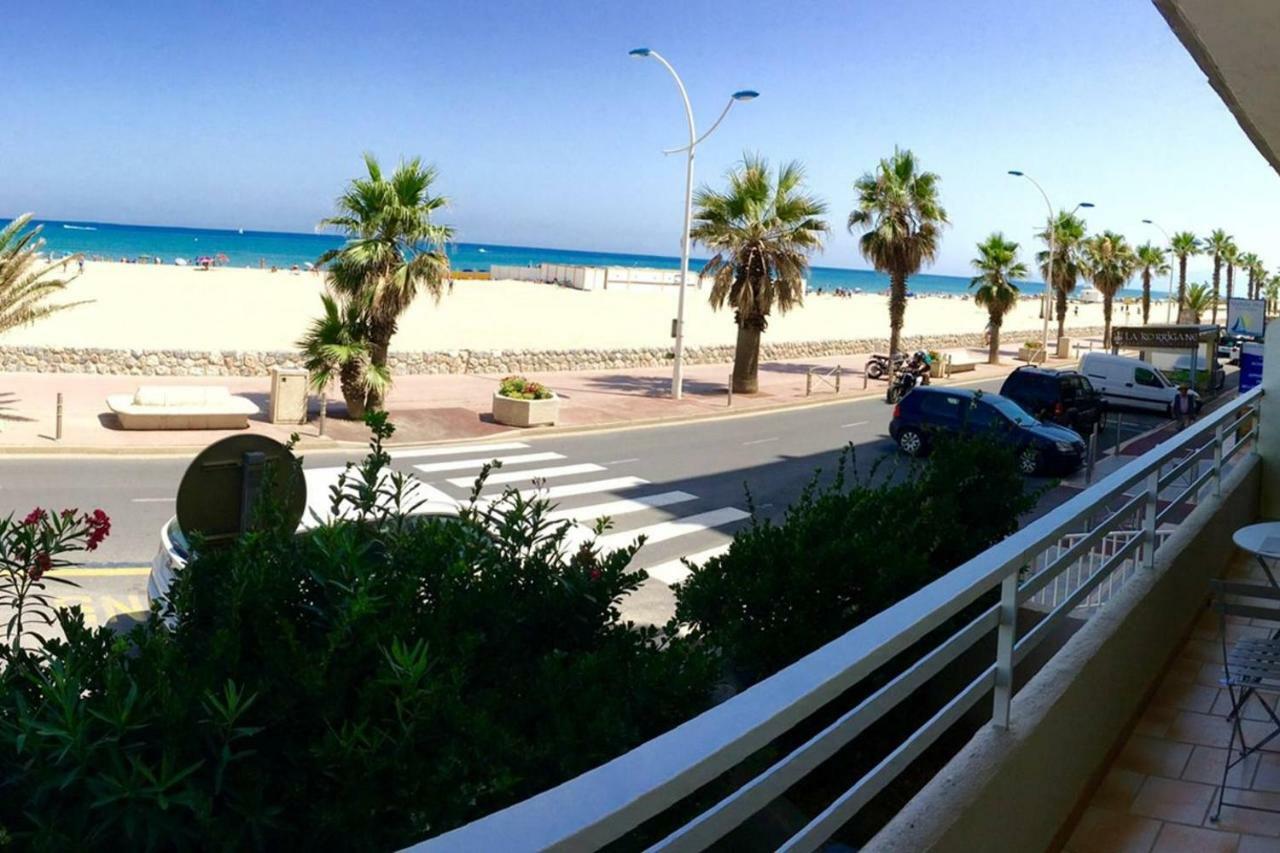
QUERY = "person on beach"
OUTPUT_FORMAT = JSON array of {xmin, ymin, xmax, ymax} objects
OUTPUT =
[
  {"xmin": 77, "ymin": 257, "xmax": 85, "ymax": 275},
  {"xmin": 1173, "ymin": 384, "xmax": 1195, "ymax": 430}
]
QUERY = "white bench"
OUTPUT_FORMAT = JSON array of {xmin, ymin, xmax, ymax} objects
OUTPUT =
[
  {"xmin": 942, "ymin": 349, "xmax": 978, "ymax": 375},
  {"xmin": 107, "ymin": 386, "xmax": 258, "ymax": 430}
]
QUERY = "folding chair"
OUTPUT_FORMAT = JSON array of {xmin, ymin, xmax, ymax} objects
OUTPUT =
[{"xmin": 1210, "ymin": 577, "xmax": 1280, "ymax": 822}]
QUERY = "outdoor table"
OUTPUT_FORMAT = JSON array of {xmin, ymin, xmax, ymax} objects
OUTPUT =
[{"xmin": 1232, "ymin": 522, "xmax": 1280, "ymax": 590}]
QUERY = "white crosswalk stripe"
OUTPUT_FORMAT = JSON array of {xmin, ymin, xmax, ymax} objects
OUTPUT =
[
  {"xmin": 389, "ymin": 441, "xmax": 529, "ymax": 459},
  {"xmin": 644, "ymin": 544, "xmax": 732, "ymax": 585},
  {"xmin": 545, "ymin": 491, "xmax": 696, "ymax": 524},
  {"xmin": 448, "ymin": 463, "xmax": 606, "ymax": 488},
  {"xmin": 589, "ymin": 507, "xmax": 749, "ymax": 554},
  {"xmin": 413, "ymin": 451, "xmax": 563, "ymax": 474}
]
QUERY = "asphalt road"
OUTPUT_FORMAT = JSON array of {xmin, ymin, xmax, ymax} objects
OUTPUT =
[{"xmin": 0, "ymin": 376, "xmax": 1166, "ymax": 626}]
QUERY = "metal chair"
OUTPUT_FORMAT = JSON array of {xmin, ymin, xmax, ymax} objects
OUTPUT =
[{"xmin": 1210, "ymin": 578, "xmax": 1280, "ymax": 822}]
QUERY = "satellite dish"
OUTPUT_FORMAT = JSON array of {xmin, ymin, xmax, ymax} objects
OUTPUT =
[{"xmin": 176, "ymin": 435, "xmax": 306, "ymax": 547}]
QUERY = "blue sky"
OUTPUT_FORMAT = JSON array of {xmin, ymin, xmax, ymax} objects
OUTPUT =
[{"xmin": 5, "ymin": 0, "xmax": 1278, "ymax": 278}]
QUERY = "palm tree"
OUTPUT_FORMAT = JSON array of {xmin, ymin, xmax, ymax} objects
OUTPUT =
[
  {"xmin": 1222, "ymin": 241, "xmax": 1240, "ymax": 310},
  {"xmin": 1169, "ymin": 231, "xmax": 1200, "ymax": 318},
  {"xmin": 318, "ymin": 154, "xmax": 453, "ymax": 410},
  {"xmin": 1135, "ymin": 243, "xmax": 1169, "ymax": 324},
  {"xmin": 1080, "ymin": 231, "xmax": 1138, "ymax": 348},
  {"xmin": 296, "ymin": 291, "xmax": 388, "ymax": 420},
  {"xmin": 1035, "ymin": 210, "xmax": 1088, "ymax": 340},
  {"xmin": 847, "ymin": 147, "xmax": 947, "ymax": 358},
  {"xmin": 693, "ymin": 155, "xmax": 828, "ymax": 394},
  {"xmin": 1239, "ymin": 251, "xmax": 1263, "ymax": 300},
  {"xmin": 1266, "ymin": 274, "xmax": 1280, "ymax": 316},
  {"xmin": 1183, "ymin": 283, "xmax": 1215, "ymax": 323},
  {"xmin": 0, "ymin": 214, "xmax": 87, "ymax": 336},
  {"xmin": 1204, "ymin": 229, "xmax": 1233, "ymax": 325},
  {"xmin": 969, "ymin": 234, "xmax": 1026, "ymax": 365}
]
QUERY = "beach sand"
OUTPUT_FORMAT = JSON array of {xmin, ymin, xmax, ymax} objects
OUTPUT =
[{"xmin": 5, "ymin": 261, "xmax": 1150, "ymax": 352}]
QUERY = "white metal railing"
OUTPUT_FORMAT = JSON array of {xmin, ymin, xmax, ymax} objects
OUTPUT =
[
  {"xmin": 413, "ymin": 387, "xmax": 1263, "ymax": 853},
  {"xmin": 1024, "ymin": 528, "xmax": 1174, "ymax": 613}
]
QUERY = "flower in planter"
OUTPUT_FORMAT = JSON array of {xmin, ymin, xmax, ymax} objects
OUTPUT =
[{"xmin": 498, "ymin": 375, "xmax": 553, "ymax": 401}]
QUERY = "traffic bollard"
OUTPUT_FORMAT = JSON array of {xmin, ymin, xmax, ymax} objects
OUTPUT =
[
  {"xmin": 835, "ymin": 366, "xmax": 842, "ymax": 393},
  {"xmin": 805, "ymin": 368, "xmax": 812, "ymax": 397},
  {"xmin": 55, "ymin": 392, "xmax": 63, "ymax": 441},
  {"xmin": 727, "ymin": 375, "xmax": 733, "ymax": 407},
  {"xmin": 318, "ymin": 392, "xmax": 328, "ymax": 436}
]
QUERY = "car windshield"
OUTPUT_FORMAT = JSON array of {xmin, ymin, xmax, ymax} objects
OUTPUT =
[{"xmin": 983, "ymin": 394, "xmax": 1038, "ymax": 425}]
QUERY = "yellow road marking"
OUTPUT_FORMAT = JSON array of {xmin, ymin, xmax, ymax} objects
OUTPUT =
[{"xmin": 57, "ymin": 567, "xmax": 151, "ymax": 577}]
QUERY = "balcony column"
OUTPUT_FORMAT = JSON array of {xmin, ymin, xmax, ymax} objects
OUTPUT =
[{"xmin": 1260, "ymin": 325, "xmax": 1280, "ymax": 515}]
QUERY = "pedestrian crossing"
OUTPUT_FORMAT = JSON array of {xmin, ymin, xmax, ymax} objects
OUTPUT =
[{"xmin": 299, "ymin": 440, "xmax": 749, "ymax": 586}]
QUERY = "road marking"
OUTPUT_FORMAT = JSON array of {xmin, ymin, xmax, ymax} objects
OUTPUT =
[
  {"xmin": 450, "ymin": 463, "xmax": 606, "ymax": 488},
  {"xmin": 390, "ymin": 441, "xmax": 529, "ymax": 459},
  {"xmin": 478, "ymin": 476, "xmax": 650, "ymax": 508},
  {"xmin": 546, "ymin": 491, "xmax": 697, "ymax": 524},
  {"xmin": 57, "ymin": 567, "xmax": 152, "ymax": 577},
  {"xmin": 592, "ymin": 507, "xmax": 749, "ymax": 553},
  {"xmin": 413, "ymin": 451, "xmax": 563, "ymax": 474},
  {"xmin": 131, "ymin": 497, "xmax": 175, "ymax": 503},
  {"xmin": 742, "ymin": 437, "xmax": 778, "ymax": 446},
  {"xmin": 606, "ymin": 457, "xmax": 639, "ymax": 464},
  {"xmin": 644, "ymin": 544, "xmax": 733, "ymax": 585},
  {"xmin": 841, "ymin": 421, "xmax": 869, "ymax": 428}
]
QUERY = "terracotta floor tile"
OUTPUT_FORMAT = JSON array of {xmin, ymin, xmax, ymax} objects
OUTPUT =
[
  {"xmin": 1238, "ymin": 833, "xmax": 1280, "ymax": 852},
  {"xmin": 1066, "ymin": 806, "xmax": 1162, "ymax": 853},
  {"xmin": 1163, "ymin": 655, "xmax": 1204, "ymax": 684},
  {"xmin": 1092, "ymin": 769, "xmax": 1147, "ymax": 811},
  {"xmin": 1131, "ymin": 777, "xmax": 1217, "ymax": 825},
  {"xmin": 1183, "ymin": 745, "xmax": 1259, "ymax": 789},
  {"xmin": 1152, "ymin": 821, "xmax": 1240, "ymax": 852},
  {"xmin": 1212, "ymin": 689, "xmax": 1280, "ymax": 723},
  {"xmin": 1209, "ymin": 789, "xmax": 1280, "ymax": 836},
  {"xmin": 1116, "ymin": 735, "xmax": 1195, "ymax": 778},
  {"xmin": 1154, "ymin": 681, "xmax": 1220, "ymax": 715},
  {"xmin": 1252, "ymin": 753, "xmax": 1280, "ymax": 793},
  {"xmin": 1167, "ymin": 711, "xmax": 1236, "ymax": 749},
  {"xmin": 1200, "ymin": 662, "xmax": 1230, "ymax": 687},
  {"xmin": 1185, "ymin": 638, "xmax": 1227, "ymax": 663},
  {"xmin": 1137, "ymin": 705, "xmax": 1179, "ymax": 738}
]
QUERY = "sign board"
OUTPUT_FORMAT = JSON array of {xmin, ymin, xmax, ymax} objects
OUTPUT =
[
  {"xmin": 1111, "ymin": 325, "xmax": 1216, "ymax": 350},
  {"xmin": 1227, "ymin": 298, "xmax": 1266, "ymax": 338},
  {"xmin": 176, "ymin": 435, "xmax": 305, "ymax": 546},
  {"xmin": 1240, "ymin": 341, "xmax": 1265, "ymax": 393}
]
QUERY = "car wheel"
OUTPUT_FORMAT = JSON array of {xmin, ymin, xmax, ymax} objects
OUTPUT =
[
  {"xmin": 898, "ymin": 428, "xmax": 926, "ymax": 457},
  {"xmin": 1018, "ymin": 446, "xmax": 1041, "ymax": 475}
]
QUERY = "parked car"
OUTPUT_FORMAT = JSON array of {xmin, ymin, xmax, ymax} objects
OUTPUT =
[
  {"xmin": 1078, "ymin": 352, "xmax": 1202, "ymax": 415},
  {"xmin": 998, "ymin": 366, "xmax": 1104, "ymax": 436},
  {"xmin": 888, "ymin": 386, "xmax": 1086, "ymax": 475}
]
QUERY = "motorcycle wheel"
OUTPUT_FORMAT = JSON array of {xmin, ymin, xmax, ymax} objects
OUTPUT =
[
  {"xmin": 866, "ymin": 362, "xmax": 885, "ymax": 380},
  {"xmin": 886, "ymin": 385, "xmax": 902, "ymax": 404}
]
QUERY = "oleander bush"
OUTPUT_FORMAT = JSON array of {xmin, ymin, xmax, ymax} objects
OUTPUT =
[
  {"xmin": 498, "ymin": 375, "xmax": 553, "ymax": 400},
  {"xmin": 0, "ymin": 414, "xmax": 716, "ymax": 850},
  {"xmin": 674, "ymin": 433, "xmax": 1038, "ymax": 681}
]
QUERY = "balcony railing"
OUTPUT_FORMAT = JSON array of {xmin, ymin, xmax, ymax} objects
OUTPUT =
[{"xmin": 413, "ymin": 387, "xmax": 1262, "ymax": 852}]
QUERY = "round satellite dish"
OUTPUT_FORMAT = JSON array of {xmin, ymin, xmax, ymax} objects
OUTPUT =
[{"xmin": 175, "ymin": 435, "xmax": 305, "ymax": 547}]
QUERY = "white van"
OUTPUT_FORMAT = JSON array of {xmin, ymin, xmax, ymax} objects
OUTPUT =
[{"xmin": 1078, "ymin": 353, "xmax": 1200, "ymax": 415}]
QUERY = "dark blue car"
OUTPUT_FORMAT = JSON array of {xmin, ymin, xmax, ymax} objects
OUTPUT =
[{"xmin": 889, "ymin": 387, "xmax": 1086, "ymax": 475}]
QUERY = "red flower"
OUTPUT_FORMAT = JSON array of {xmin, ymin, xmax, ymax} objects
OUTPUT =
[
  {"xmin": 31, "ymin": 551, "xmax": 52, "ymax": 582},
  {"xmin": 589, "ymin": 568, "xmax": 602, "ymax": 582},
  {"xmin": 60, "ymin": 508, "xmax": 78, "ymax": 519},
  {"xmin": 21, "ymin": 507, "xmax": 46, "ymax": 527},
  {"xmin": 84, "ymin": 509, "xmax": 111, "ymax": 551}
]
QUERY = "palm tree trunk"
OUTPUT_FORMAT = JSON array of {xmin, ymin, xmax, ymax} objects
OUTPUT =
[
  {"xmin": 888, "ymin": 270, "xmax": 908, "ymax": 359},
  {"xmin": 1227, "ymin": 265, "xmax": 1235, "ymax": 305},
  {"xmin": 732, "ymin": 317, "xmax": 763, "ymax": 394},
  {"xmin": 1177, "ymin": 257, "xmax": 1188, "ymax": 317},
  {"xmin": 1055, "ymin": 286, "xmax": 1068, "ymax": 341},
  {"xmin": 365, "ymin": 320, "xmax": 396, "ymax": 411},
  {"xmin": 1103, "ymin": 296, "xmax": 1113, "ymax": 349},
  {"xmin": 987, "ymin": 312, "xmax": 1001, "ymax": 365},
  {"xmin": 1211, "ymin": 258, "xmax": 1221, "ymax": 325},
  {"xmin": 1141, "ymin": 271, "xmax": 1151, "ymax": 324},
  {"xmin": 339, "ymin": 362, "xmax": 367, "ymax": 421}
]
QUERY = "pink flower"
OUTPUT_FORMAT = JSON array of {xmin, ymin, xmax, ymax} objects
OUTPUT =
[
  {"xmin": 84, "ymin": 509, "xmax": 111, "ymax": 551},
  {"xmin": 31, "ymin": 551, "xmax": 52, "ymax": 582},
  {"xmin": 21, "ymin": 507, "xmax": 46, "ymax": 527}
]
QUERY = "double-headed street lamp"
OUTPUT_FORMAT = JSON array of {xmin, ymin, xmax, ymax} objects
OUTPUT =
[
  {"xmin": 629, "ymin": 47, "xmax": 758, "ymax": 399},
  {"xmin": 1141, "ymin": 218, "xmax": 1177, "ymax": 323},
  {"xmin": 1008, "ymin": 170, "xmax": 1094, "ymax": 356}
]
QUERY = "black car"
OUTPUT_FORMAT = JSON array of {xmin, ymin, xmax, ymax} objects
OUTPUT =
[
  {"xmin": 998, "ymin": 366, "xmax": 1104, "ymax": 436},
  {"xmin": 888, "ymin": 386, "xmax": 1086, "ymax": 475}
]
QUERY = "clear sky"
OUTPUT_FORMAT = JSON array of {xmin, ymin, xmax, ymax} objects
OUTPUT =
[{"xmin": 5, "ymin": 0, "xmax": 1278, "ymax": 279}]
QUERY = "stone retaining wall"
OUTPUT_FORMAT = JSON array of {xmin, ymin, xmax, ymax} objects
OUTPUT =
[{"xmin": 0, "ymin": 328, "xmax": 1105, "ymax": 377}]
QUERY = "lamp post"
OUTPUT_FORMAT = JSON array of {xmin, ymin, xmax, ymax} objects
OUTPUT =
[
  {"xmin": 629, "ymin": 47, "xmax": 758, "ymax": 399},
  {"xmin": 1008, "ymin": 170, "xmax": 1093, "ymax": 357},
  {"xmin": 1142, "ymin": 219, "xmax": 1177, "ymax": 323}
]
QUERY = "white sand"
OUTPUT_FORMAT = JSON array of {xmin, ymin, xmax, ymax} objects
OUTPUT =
[{"xmin": 4, "ymin": 261, "xmax": 1143, "ymax": 352}]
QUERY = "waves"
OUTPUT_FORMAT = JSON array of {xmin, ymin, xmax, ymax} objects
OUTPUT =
[{"xmin": 62, "ymin": 224, "xmax": 97, "ymax": 231}]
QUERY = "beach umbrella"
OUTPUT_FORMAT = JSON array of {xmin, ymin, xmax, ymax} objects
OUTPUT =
[
  {"xmin": 215, "ymin": 253, "xmax": 229, "ymax": 265},
  {"xmin": 174, "ymin": 258, "xmax": 188, "ymax": 266}
]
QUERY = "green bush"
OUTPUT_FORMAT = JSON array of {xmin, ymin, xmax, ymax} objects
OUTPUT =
[
  {"xmin": 674, "ymin": 434, "xmax": 1038, "ymax": 681},
  {"xmin": 0, "ymin": 415, "xmax": 716, "ymax": 850},
  {"xmin": 498, "ymin": 375, "xmax": 553, "ymax": 400}
]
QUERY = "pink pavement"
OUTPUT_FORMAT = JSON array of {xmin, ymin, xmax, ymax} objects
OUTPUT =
[{"xmin": 0, "ymin": 344, "xmax": 1074, "ymax": 453}]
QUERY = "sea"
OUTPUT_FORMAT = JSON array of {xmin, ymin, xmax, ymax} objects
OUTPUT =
[{"xmin": 20, "ymin": 218, "xmax": 1144, "ymax": 297}]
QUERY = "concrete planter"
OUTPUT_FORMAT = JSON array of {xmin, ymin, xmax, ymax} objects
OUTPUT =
[
  {"xmin": 1017, "ymin": 345, "xmax": 1047, "ymax": 364},
  {"xmin": 492, "ymin": 392, "xmax": 559, "ymax": 427}
]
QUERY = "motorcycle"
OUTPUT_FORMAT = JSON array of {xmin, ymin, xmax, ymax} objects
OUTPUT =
[
  {"xmin": 885, "ymin": 365, "xmax": 930, "ymax": 404},
  {"xmin": 865, "ymin": 352, "xmax": 907, "ymax": 381}
]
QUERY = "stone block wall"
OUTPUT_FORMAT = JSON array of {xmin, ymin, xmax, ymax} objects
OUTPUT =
[{"xmin": 0, "ymin": 328, "xmax": 1105, "ymax": 377}]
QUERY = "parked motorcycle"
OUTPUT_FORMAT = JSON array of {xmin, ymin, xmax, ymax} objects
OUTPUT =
[
  {"xmin": 865, "ymin": 352, "xmax": 907, "ymax": 381},
  {"xmin": 885, "ymin": 366, "xmax": 930, "ymax": 404}
]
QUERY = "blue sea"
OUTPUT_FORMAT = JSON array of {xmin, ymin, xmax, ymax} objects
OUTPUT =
[{"xmin": 19, "ymin": 218, "xmax": 1144, "ymax": 297}]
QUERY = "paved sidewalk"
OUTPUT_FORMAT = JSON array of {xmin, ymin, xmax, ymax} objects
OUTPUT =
[{"xmin": 0, "ymin": 343, "xmax": 1076, "ymax": 453}]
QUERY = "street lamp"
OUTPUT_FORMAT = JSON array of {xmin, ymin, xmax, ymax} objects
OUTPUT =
[
  {"xmin": 1008, "ymin": 170, "xmax": 1094, "ymax": 357},
  {"xmin": 630, "ymin": 47, "xmax": 758, "ymax": 399},
  {"xmin": 1142, "ymin": 219, "xmax": 1177, "ymax": 323}
]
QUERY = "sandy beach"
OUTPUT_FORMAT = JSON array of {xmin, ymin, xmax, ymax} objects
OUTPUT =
[{"xmin": 5, "ymin": 261, "xmax": 1148, "ymax": 353}]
